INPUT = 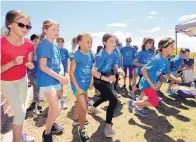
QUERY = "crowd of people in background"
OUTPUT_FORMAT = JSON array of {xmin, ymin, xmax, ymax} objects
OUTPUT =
[{"xmin": 1, "ymin": 10, "xmax": 195, "ymax": 142}]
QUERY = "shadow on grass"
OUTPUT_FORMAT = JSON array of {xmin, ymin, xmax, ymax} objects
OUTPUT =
[
  {"xmin": 102, "ymin": 102, "xmax": 124, "ymax": 118},
  {"xmin": 156, "ymin": 102, "xmax": 190, "ymax": 122},
  {"xmin": 90, "ymin": 114, "xmax": 121, "ymax": 142},
  {"xmin": 33, "ymin": 107, "xmax": 48, "ymax": 127},
  {"xmin": 160, "ymin": 93, "xmax": 196, "ymax": 109},
  {"xmin": 129, "ymin": 109, "xmax": 176, "ymax": 142},
  {"xmin": 1, "ymin": 116, "xmax": 13, "ymax": 134}
]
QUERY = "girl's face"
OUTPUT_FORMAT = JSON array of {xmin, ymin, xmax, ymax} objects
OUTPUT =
[
  {"xmin": 146, "ymin": 41, "xmax": 154, "ymax": 50},
  {"xmin": 126, "ymin": 39, "xmax": 132, "ymax": 46},
  {"xmin": 164, "ymin": 42, "xmax": 175, "ymax": 56},
  {"xmin": 57, "ymin": 39, "xmax": 64, "ymax": 48},
  {"xmin": 182, "ymin": 52, "xmax": 190, "ymax": 59},
  {"xmin": 78, "ymin": 35, "xmax": 92, "ymax": 51},
  {"xmin": 8, "ymin": 16, "xmax": 31, "ymax": 37},
  {"xmin": 32, "ymin": 38, "xmax": 40, "ymax": 48},
  {"xmin": 44, "ymin": 24, "xmax": 59, "ymax": 40},
  {"xmin": 104, "ymin": 36, "xmax": 117, "ymax": 50}
]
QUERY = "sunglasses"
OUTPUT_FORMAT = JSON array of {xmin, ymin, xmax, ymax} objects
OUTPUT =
[{"xmin": 14, "ymin": 22, "xmax": 32, "ymax": 30}]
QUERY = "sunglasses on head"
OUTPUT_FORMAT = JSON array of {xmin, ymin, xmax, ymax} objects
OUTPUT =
[{"xmin": 13, "ymin": 22, "xmax": 32, "ymax": 30}]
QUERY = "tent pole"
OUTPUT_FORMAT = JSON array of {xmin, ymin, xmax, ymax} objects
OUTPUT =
[{"xmin": 175, "ymin": 29, "xmax": 177, "ymax": 55}]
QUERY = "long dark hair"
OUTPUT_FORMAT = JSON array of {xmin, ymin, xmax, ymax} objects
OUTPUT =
[
  {"xmin": 102, "ymin": 33, "xmax": 115, "ymax": 49},
  {"xmin": 96, "ymin": 45, "xmax": 103, "ymax": 54},
  {"xmin": 141, "ymin": 37, "xmax": 155, "ymax": 50},
  {"xmin": 158, "ymin": 37, "xmax": 175, "ymax": 52}
]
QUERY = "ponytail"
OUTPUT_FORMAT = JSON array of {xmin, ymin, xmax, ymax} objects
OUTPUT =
[
  {"xmin": 152, "ymin": 49, "xmax": 160, "ymax": 57},
  {"xmin": 40, "ymin": 31, "xmax": 45, "ymax": 41}
]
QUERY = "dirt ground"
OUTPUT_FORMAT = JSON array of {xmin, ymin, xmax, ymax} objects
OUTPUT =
[{"xmin": 1, "ymin": 77, "xmax": 196, "ymax": 142}]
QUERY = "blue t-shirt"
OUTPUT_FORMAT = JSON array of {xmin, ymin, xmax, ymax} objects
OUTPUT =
[
  {"xmin": 139, "ymin": 53, "xmax": 170, "ymax": 90},
  {"xmin": 113, "ymin": 47, "xmax": 122, "ymax": 67},
  {"xmin": 36, "ymin": 39, "xmax": 61, "ymax": 87},
  {"xmin": 95, "ymin": 49, "xmax": 118, "ymax": 73},
  {"xmin": 121, "ymin": 46, "xmax": 136, "ymax": 66},
  {"xmin": 170, "ymin": 55, "xmax": 183, "ymax": 73},
  {"xmin": 70, "ymin": 50, "xmax": 94, "ymax": 92},
  {"xmin": 135, "ymin": 50, "xmax": 154, "ymax": 75},
  {"xmin": 59, "ymin": 48, "xmax": 69, "ymax": 71}
]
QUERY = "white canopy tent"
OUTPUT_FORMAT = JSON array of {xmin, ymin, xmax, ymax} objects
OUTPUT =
[{"xmin": 175, "ymin": 18, "xmax": 196, "ymax": 54}]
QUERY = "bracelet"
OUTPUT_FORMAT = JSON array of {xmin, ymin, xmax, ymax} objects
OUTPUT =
[{"xmin": 100, "ymin": 75, "xmax": 102, "ymax": 80}]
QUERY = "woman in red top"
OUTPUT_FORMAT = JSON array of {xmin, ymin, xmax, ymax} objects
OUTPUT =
[{"xmin": 1, "ymin": 10, "xmax": 34, "ymax": 142}]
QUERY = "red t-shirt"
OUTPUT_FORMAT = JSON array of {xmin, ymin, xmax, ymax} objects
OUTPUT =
[{"xmin": 1, "ymin": 37, "xmax": 34, "ymax": 81}]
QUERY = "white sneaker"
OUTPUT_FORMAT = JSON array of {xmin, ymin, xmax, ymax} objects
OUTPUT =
[
  {"xmin": 22, "ymin": 132, "xmax": 34, "ymax": 142},
  {"xmin": 104, "ymin": 123, "xmax": 115, "ymax": 138}
]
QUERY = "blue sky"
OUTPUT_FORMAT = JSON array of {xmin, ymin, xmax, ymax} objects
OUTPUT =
[{"xmin": 1, "ymin": 1, "xmax": 196, "ymax": 52}]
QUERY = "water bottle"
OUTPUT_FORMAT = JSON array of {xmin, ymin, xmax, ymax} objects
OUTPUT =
[{"xmin": 191, "ymin": 82, "xmax": 195, "ymax": 89}]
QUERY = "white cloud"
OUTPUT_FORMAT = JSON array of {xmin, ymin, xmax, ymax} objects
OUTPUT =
[
  {"xmin": 161, "ymin": 18, "xmax": 164, "ymax": 20},
  {"xmin": 126, "ymin": 19, "xmax": 135, "ymax": 22},
  {"xmin": 126, "ymin": 32, "xmax": 132, "ymax": 36},
  {"xmin": 141, "ymin": 26, "xmax": 160, "ymax": 33},
  {"xmin": 107, "ymin": 23, "xmax": 128, "ymax": 27},
  {"xmin": 113, "ymin": 31, "xmax": 125, "ymax": 38},
  {"xmin": 147, "ymin": 16, "xmax": 156, "ymax": 19},
  {"xmin": 91, "ymin": 32, "xmax": 105, "ymax": 37},
  {"xmin": 179, "ymin": 14, "xmax": 196, "ymax": 23},
  {"xmin": 150, "ymin": 11, "xmax": 157, "ymax": 15}
]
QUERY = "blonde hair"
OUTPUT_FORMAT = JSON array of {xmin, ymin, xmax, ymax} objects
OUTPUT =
[{"xmin": 40, "ymin": 19, "xmax": 58, "ymax": 40}]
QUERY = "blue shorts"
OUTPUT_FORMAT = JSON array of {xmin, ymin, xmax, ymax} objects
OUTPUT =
[{"xmin": 40, "ymin": 84, "xmax": 62, "ymax": 93}]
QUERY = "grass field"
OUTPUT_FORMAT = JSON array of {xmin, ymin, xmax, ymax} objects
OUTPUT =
[{"xmin": 1, "ymin": 63, "xmax": 196, "ymax": 142}]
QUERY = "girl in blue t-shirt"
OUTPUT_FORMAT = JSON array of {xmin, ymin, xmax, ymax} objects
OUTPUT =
[
  {"xmin": 56, "ymin": 36, "xmax": 69, "ymax": 110},
  {"xmin": 27, "ymin": 34, "xmax": 43, "ymax": 114},
  {"xmin": 128, "ymin": 37, "xmax": 182, "ymax": 117},
  {"xmin": 69, "ymin": 33, "xmax": 94, "ymax": 142},
  {"xmin": 167, "ymin": 48, "xmax": 191, "ymax": 95},
  {"xmin": 121, "ymin": 37, "xmax": 137, "ymax": 90},
  {"xmin": 130, "ymin": 37, "xmax": 155, "ymax": 99},
  {"xmin": 36, "ymin": 19, "xmax": 69, "ymax": 142},
  {"xmin": 132, "ymin": 45, "xmax": 139, "ymax": 89},
  {"xmin": 89, "ymin": 33, "xmax": 124, "ymax": 138}
]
